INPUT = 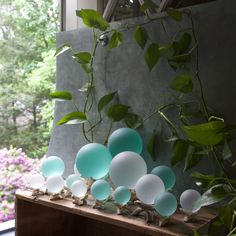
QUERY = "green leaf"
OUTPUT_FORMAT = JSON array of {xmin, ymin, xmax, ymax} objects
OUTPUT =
[
  {"xmin": 193, "ymin": 231, "xmax": 200, "ymax": 236},
  {"xmin": 54, "ymin": 43, "xmax": 72, "ymax": 57},
  {"xmin": 191, "ymin": 171, "xmax": 215, "ymax": 189},
  {"xmin": 147, "ymin": 134, "xmax": 157, "ymax": 161},
  {"xmin": 171, "ymin": 139, "xmax": 189, "ymax": 166},
  {"xmin": 182, "ymin": 121, "xmax": 226, "ymax": 145},
  {"xmin": 76, "ymin": 9, "xmax": 109, "ymax": 31},
  {"xmin": 140, "ymin": 0, "xmax": 159, "ymax": 12},
  {"xmin": 159, "ymin": 44, "xmax": 174, "ymax": 58},
  {"xmin": 173, "ymin": 33, "xmax": 192, "ymax": 55},
  {"xmin": 107, "ymin": 104, "xmax": 129, "ymax": 122},
  {"xmin": 145, "ymin": 43, "xmax": 159, "ymax": 71},
  {"xmin": 81, "ymin": 64, "xmax": 92, "ymax": 74},
  {"xmin": 124, "ymin": 113, "xmax": 143, "ymax": 129},
  {"xmin": 184, "ymin": 146, "xmax": 203, "ymax": 171},
  {"xmin": 109, "ymin": 31, "xmax": 123, "ymax": 49},
  {"xmin": 193, "ymin": 184, "xmax": 231, "ymax": 211},
  {"xmin": 169, "ymin": 54, "xmax": 191, "ymax": 63},
  {"xmin": 98, "ymin": 91, "xmax": 117, "ymax": 113},
  {"xmin": 219, "ymin": 206, "xmax": 233, "ymax": 229},
  {"xmin": 167, "ymin": 8, "xmax": 182, "ymax": 21},
  {"xmin": 57, "ymin": 111, "xmax": 87, "ymax": 125},
  {"xmin": 72, "ymin": 52, "xmax": 91, "ymax": 64},
  {"xmin": 222, "ymin": 139, "xmax": 232, "ymax": 160},
  {"xmin": 78, "ymin": 82, "xmax": 93, "ymax": 92},
  {"xmin": 50, "ymin": 91, "xmax": 72, "ymax": 100},
  {"xmin": 134, "ymin": 26, "xmax": 148, "ymax": 49},
  {"xmin": 170, "ymin": 73, "xmax": 193, "ymax": 93}
]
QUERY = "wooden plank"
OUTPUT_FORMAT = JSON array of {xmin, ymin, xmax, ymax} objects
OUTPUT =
[
  {"xmin": 15, "ymin": 190, "xmax": 217, "ymax": 236},
  {"xmin": 103, "ymin": 0, "xmax": 119, "ymax": 22}
]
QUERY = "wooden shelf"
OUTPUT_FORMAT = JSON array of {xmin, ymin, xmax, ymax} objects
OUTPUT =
[{"xmin": 15, "ymin": 190, "xmax": 217, "ymax": 236}]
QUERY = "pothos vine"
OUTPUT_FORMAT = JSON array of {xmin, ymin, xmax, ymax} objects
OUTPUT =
[{"xmin": 51, "ymin": 2, "xmax": 236, "ymax": 235}]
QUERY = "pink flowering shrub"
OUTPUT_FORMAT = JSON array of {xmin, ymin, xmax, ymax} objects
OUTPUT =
[{"xmin": 0, "ymin": 147, "xmax": 40, "ymax": 223}]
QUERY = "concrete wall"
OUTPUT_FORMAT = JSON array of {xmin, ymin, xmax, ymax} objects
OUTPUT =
[{"xmin": 48, "ymin": 0, "xmax": 236, "ymax": 194}]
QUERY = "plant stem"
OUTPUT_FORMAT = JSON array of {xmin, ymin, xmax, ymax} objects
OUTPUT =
[
  {"xmin": 103, "ymin": 121, "xmax": 113, "ymax": 145},
  {"xmin": 185, "ymin": 10, "xmax": 210, "ymax": 120},
  {"xmin": 227, "ymin": 226, "xmax": 236, "ymax": 236}
]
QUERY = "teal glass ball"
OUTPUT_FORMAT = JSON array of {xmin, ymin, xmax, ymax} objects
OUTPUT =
[
  {"xmin": 154, "ymin": 192, "xmax": 177, "ymax": 217},
  {"xmin": 151, "ymin": 165, "xmax": 176, "ymax": 190},
  {"xmin": 66, "ymin": 174, "xmax": 81, "ymax": 189},
  {"xmin": 107, "ymin": 128, "xmax": 143, "ymax": 157},
  {"xmin": 41, "ymin": 156, "xmax": 65, "ymax": 178},
  {"xmin": 91, "ymin": 180, "xmax": 111, "ymax": 201},
  {"xmin": 114, "ymin": 186, "xmax": 131, "ymax": 205},
  {"xmin": 76, "ymin": 143, "xmax": 112, "ymax": 180}
]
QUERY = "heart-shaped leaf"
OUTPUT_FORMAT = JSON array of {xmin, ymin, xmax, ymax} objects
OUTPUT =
[
  {"xmin": 145, "ymin": 43, "xmax": 159, "ymax": 71},
  {"xmin": 107, "ymin": 104, "xmax": 129, "ymax": 122},
  {"xmin": 140, "ymin": 0, "xmax": 159, "ymax": 12},
  {"xmin": 134, "ymin": 26, "xmax": 148, "ymax": 49},
  {"xmin": 98, "ymin": 91, "xmax": 117, "ymax": 113},
  {"xmin": 124, "ymin": 113, "xmax": 143, "ymax": 129},
  {"xmin": 109, "ymin": 31, "xmax": 123, "ymax": 49},
  {"xmin": 50, "ymin": 91, "xmax": 72, "ymax": 100},
  {"xmin": 170, "ymin": 73, "xmax": 193, "ymax": 93},
  {"xmin": 54, "ymin": 43, "xmax": 72, "ymax": 57},
  {"xmin": 72, "ymin": 52, "xmax": 91, "ymax": 64},
  {"xmin": 76, "ymin": 9, "xmax": 109, "ymax": 31},
  {"xmin": 182, "ymin": 121, "xmax": 226, "ymax": 145},
  {"xmin": 57, "ymin": 111, "xmax": 87, "ymax": 125},
  {"xmin": 171, "ymin": 139, "xmax": 189, "ymax": 166}
]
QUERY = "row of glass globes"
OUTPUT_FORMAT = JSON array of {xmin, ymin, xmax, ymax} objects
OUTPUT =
[{"xmin": 29, "ymin": 128, "xmax": 201, "ymax": 218}]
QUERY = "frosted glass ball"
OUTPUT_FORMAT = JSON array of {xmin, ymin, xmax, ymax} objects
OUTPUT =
[
  {"xmin": 29, "ymin": 173, "xmax": 45, "ymax": 189},
  {"xmin": 135, "ymin": 174, "xmax": 165, "ymax": 204},
  {"xmin": 41, "ymin": 156, "xmax": 65, "ymax": 178},
  {"xmin": 108, "ymin": 128, "xmax": 143, "ymax": 157},
  {"xmin": 151, "ymin": 165, "xmax": 176, "ymax": 190},
  {"xmin": 66, "ymin": 174, "xmax": 81, "ymax": 189},
  {"xmin": 180, "ymin": 189, "xmax": 201, "ymax": 213},
  {"xmin": 91, "ymin": 180, "xmax": 111, "ymax": 201},
  {"xmin": 114, "ymin": 186, "xmax": 131, "ymax": 206},
  {"xmin": 109, "ymin": 151, "xmax": 147, "ymax": 189},
  {"xmin": 71, "ymin": 180, "xmax": 88, "ymax": 198},
  {"xmin": 76, "ymin": 143, "xmax": 112, "ymax": 180},
  {"xmin": 46, "ymin": 175, "xmax": 64, "ymax": 194},
  {"xmin": 154, "ymin": 192, "xmax": 177, "ymax": 217}
]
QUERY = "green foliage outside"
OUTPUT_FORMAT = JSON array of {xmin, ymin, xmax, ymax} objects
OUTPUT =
[{"xmin": 0, "ymin": 0, "xmax": 59, "ymax": 158}]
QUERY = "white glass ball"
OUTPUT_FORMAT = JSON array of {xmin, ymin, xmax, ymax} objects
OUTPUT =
[
  {"xmin": 29, "ymin": 173, "xmax": 45, "ymax": 189},
  {"xmin": 65, "ymin": 174, "xmax": 81, "ymax": 189},
  {"xmin": 135, "ymin": 174, "xmax": 165, "ymax": 204},
  {"xmin": 46, "ymin": 175, "xmax": 64, "ymax": 194},
  {"xmin": 71, "ymin": 180, "xmax": 88, "ymax": 198},
  {"xmin": 180, "ymin": 189, "xmax": 201, "ymax": 213},
  {"xmin": 109, "ymin": 151, "xmax": 147, "ymax": 189}
]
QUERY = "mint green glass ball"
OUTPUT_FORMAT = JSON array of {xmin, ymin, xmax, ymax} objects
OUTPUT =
[
  {"xmin": 76, "ymin": 143, "xmax": 112, "ymax": 180},
  {"xmin": 154, "ymin": 192, "xmax": 177, "ymax": 217},
  {"xmin": 41, "ymin": 156, "xmax": 65, "ymax": 178},
  {"xmin": 151, "ymin": 165, "xmax": 176, "ymax": 190},
  {"xmin": 66, "ymin": 174, "xmax": 81, "ymax": 189},
  {"xmin": 91, "ymin": 180, "xmax": 111, "ymax": 201},
  {"xmin": 114, "ymin": 186, "xmax": 131, "ymax": 205},
  {"xmin": 108, "ymin": 128, "xmax": 143, "ymax": 157}
]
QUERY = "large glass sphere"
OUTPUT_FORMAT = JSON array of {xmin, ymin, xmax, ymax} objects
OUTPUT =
[
  {"xmin": 91, "ymin": 180, "xmax": 111, "ymax": 201},
  {"xmin": 46, "ymin": 175, "xmax": 64, "ymax": 194},
  {"xmin": 29, "ymin": 173, "xmax": 45, "ymax": 189},
  {"xmin": 66, "ymin": 174, "xmax": 81, "ymax": 189},
  {"xmin": 114, "ymin": 186, "xmax": 131, "ymax": 206},
  {"xmin": 180, "ymin": 189, "xmax": 201, "ymax": 213},
  {"xmin": 154, "ymin": 192, "xmax": 177, "ymax": 217},
  {"xmin": 71, "ymin": 180, "xmax": 88, "ymax": 198},
  {"xmin": 109, "ymin": 151, "xmax": 147, "ymax": 189},
  {"xmin": 135, "ymin": 174, "xmax": 165, "ymax": 204},
  {"xmin": 151, "ymin": 165, "xmax": 176, "ymax": 190},
  {"xmin": 41, "ymin": 156, "xmax": 65, "ymax": 178},
  {"xmin": 75, "ymin": 143, "xmax": 112, "ymax": 180},
  {"xmin": 107, "ymin": 128, "xmax": 143, "ymax": 157}
]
